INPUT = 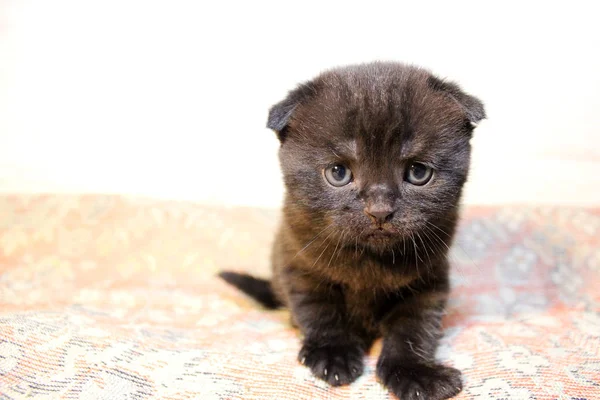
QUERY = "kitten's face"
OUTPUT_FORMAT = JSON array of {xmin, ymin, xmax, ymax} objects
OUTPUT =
[{"xmin": 271, "ymin": 63, "xmax": 484, "ymax": 252}]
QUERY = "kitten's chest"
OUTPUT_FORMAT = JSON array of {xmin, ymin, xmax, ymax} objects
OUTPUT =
[
  {"xmin": 342, "ymin": 287, "xmax": 377, "ymax": 331},
  {"xmin": 342, "ymin": 286, "xmax": 400, "ymax": 334},
  {"xmin": 323, "ymin": 249, "xmax": 418, "ymax": 292}
]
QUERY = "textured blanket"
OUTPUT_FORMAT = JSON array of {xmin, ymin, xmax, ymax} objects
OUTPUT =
[{"xmin": 0, "ymin": 195, "xmax": 598, "ymax": 399}]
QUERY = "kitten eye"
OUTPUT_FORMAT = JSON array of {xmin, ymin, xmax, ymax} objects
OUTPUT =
[
  {"xmin": 405, "ymin": 162, "xmax": 433, "ymax": 186},
  {"xmin": 324, "ymin": 164, "xmax": 353, "ymax": 187}
]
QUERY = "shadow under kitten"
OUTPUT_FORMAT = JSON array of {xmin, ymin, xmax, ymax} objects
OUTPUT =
[{"xmin": 220, "ymin": 61, "xmax": 485, "ymax": 400}]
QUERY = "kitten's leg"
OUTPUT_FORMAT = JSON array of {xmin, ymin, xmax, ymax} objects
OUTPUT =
[
  {"xmin": 285, "ymin": 267, "xmax": 371, "ymax": 386},
  {"xmin": 376, "ymin": 289, "xmax": 462, "ymax": 400}
]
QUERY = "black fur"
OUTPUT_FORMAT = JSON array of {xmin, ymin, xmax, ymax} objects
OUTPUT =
[
  {"xmin": 427, "ymin": 75, "xmax": 486, "ymax": 124},
  {"xmin": 219, "ymin": 61, "xmax": 484, "ymax": 400},
  {"xmin": 267, "ymin": 82, "xmax": 317, "ymax": 141},
  {"xmin": 218, "ymin": 272, "xmax": 281, "ymax": 309}
]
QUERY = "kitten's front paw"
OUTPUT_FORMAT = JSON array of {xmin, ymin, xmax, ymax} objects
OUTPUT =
[
  {"xmin": 298, "ymin": 341, "xmax": 364, "ymax": 386},
  {"xmin": 377, "ymin": 359, "xmax": 462, "ymax": 400}
]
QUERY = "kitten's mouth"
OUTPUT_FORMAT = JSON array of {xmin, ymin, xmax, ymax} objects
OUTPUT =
[{"xmin": 363, "ymin": 227, "xmax": 398, "ymax": 242}]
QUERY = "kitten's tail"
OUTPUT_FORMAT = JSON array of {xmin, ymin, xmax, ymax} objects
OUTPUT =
[{"xmin": 218, "ymin": 271, "xmax": 282, "ymax": 309}]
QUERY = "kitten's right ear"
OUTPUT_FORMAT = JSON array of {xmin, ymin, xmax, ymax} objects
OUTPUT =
[
  {"xmin": 267, "ymin": 82, "xmax": 316, "ymax": 142},
  {"xmin": 427, "ymin": 75, "xmax": 486, "ymax": 125}
]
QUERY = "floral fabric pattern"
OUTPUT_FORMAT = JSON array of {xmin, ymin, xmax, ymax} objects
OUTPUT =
[{"xmin": 0, "ymin": 195, "xmax": 598, "ymax": 399}]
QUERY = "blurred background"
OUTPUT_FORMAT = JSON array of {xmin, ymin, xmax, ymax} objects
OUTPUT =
[{"xmin": 1, "ymin": 0, "xmax": 599, "ymax": 208}]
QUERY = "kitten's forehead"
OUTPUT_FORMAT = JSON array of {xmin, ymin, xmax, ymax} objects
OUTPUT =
[
  {"xmin": 328, "ymin": 139, "xmax": 358, "ymax": 158},
  {"xmin": 289, "ymin": 70, "xmax": 467, "ymax": 164},
  {"xmin": 292, "ymin": 66, "xmax": 466, "ymax": 144}
]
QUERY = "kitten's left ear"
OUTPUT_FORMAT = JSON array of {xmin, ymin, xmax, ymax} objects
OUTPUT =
[
  {"xmin": 427, "ymin": 76, "xmax": 486, "ymax": 125},
  {"xmin": 267, "ymin": 82, "xmax": 317, "ymax": 142}
]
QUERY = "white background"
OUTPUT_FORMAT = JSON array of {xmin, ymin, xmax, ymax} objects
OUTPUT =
[{"xmin": 1, "ymin": 0, "xmax": 599, "ymax": 207}]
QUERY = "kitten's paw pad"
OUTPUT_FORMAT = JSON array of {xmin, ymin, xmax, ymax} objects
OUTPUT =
[
  {"xmin": 377, "ymin": 361, "xmax": 462, "ymax": 400},
  {"xmin": 298, "ymin": 342, "xmax": 364, "ymax": 386}
]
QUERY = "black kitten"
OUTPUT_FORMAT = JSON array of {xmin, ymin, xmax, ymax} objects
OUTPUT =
[{"xmin": 220, "ymin": 61, "xmax": 485, "ymax": 400}]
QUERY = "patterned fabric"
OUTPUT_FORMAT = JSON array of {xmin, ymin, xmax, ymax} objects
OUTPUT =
[{"xmin": 0, "ymin": 195, "xmax": 599, "ymax": 399}]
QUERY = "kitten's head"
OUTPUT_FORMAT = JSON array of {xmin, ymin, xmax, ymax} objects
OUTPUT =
[{"xmin": 268, "ymin": 62, "xmax": 485, "ymax": 252}]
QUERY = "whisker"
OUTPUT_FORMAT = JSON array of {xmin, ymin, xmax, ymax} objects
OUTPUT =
[
  {"xmin": 421, "ymin": 225, "xmax": 446, "ymax": 259},
  {"xmin": 410, "ymin": 232, "xmax": 424, "ymax": 281},
  {"xmin": 310, "ymin": 229, "xmax": 337, "ymax": 269},
  {"xmin": 289, "ymin": 223, "xmax": 335, "ymax": 262},
  {"xmin": 416, "ymin": 230, "xmax": 433, "ymax": 271},
  {"xmin": 424, "ymin": 219, "xmax": 481, "ymax": 275},
  {"xmin": 353, "ymin": 226, "xmax": 369, "ymax": 259},
  {"xmin": 334, "ymin": 228, "xmax": 350, "ymax": 263},
  {"xmin": 423, "ymin": 220, "xmax": 451, "ymax": 250},
  {"xmin": 326, "ymin": 228, "xmax": 346, "ymax": 269}
]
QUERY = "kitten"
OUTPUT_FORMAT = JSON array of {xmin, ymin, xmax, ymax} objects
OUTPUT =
[{"xmin": 220, "ymin": 61, "xmax": 485, "ymax": 400}]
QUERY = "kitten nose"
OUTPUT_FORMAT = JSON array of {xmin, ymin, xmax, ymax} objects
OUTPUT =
[{"xmin": 365, "ymin": 205, "xmax": 395, "ymax": 224}]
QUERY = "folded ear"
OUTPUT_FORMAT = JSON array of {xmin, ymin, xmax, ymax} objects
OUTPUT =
[
  {"xmin": 427, "ymin": 76, "xmax": 486, "ymax": 125},
  {"xmin": 267, "ymin": 82, "xmax": 317, "ymax": 142}
]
